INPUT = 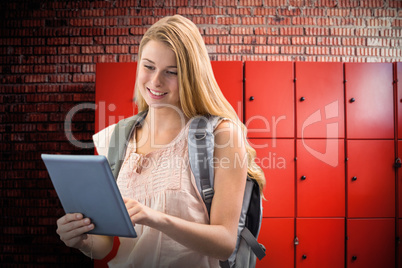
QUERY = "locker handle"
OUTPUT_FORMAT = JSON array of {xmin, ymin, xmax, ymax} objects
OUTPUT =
[
  {"xmin": 249, "ymin": 96, "xmax": 254, "ymax": 101},
  {"xmin": 349, "ymin": 98, "xmax": 356, "ymax": 103},
  {"xmin": 352, "ymin": 256, "xmax": 357, "ymax": 261},
  {"xmin": 301, "ymin": 175, "xmax": 306, "ymax": 181},
  {"xmin": 300, "ymin": 96, "xmax": 305, "ymax": 102},
  {"xmin": 351, "ymin": 176, "xmax": 357, "ymax": 181},
  {"xmin": 302, "ymin": 255, "xmax": 307, "ymax": 260},
  {"xmin": 394, "ymin": 158, "xmax": 401, "ymax": 168}
]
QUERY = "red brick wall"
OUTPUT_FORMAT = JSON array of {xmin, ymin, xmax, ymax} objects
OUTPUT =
[{"xmin": 1, "ymin": 0, "xmax": 401, "ymax": 267}]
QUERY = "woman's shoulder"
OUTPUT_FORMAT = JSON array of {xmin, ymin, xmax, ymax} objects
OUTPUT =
[{"xmin": 92, "ymin": 123, "xmax": 117, "ymax": 157}]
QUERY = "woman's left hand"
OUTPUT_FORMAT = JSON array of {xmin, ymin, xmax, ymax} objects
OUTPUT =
[{"xmin": 123, "ymin": 197, "xmax": 162, "ymax": 228}]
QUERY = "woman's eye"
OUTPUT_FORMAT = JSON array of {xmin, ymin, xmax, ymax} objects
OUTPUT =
[
  {"xmin": 144, "ymin": 65, "xmax": 154, "ymax": 70},
  {"xmin": 167, "ymin": 71, "xmax": 177, "ymax": 75}
]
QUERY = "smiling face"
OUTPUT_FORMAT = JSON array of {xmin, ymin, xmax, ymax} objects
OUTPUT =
[{"xmin": 137, "ymin": 40, "xmax": 180, "ymax": 110}]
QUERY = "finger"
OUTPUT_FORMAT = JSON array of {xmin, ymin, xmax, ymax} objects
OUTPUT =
[
  {"xmin": 59, "ymin": 221, "xmax": 95, "ymax": 242},
  {"xmin": 57, "ymin": 213, "xmax": 83, "ymax": 226},
  {"xmin": 57, "ymin": 217, "xmax": 94, "ymax": 236}
]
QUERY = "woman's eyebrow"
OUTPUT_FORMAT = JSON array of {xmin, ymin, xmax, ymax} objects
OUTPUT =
[{"xmin": 142, "ymin": 58, "xmax": 177, "ymax": 68}]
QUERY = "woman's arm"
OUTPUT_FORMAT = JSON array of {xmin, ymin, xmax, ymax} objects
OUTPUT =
[
  {"xmin": 56, "ymin": 213, "xmax": 114, "ymax": 259},
  {"xmin": 124, "ymin": 120, "xmax": 247, "ymax": 260}
]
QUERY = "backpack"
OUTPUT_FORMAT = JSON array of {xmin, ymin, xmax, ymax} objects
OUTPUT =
[{"xmin": 107, "ymin": 111, "xmax": 266, "ymax": 268}]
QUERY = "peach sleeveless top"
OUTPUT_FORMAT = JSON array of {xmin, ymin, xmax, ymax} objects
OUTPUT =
[{"xmin": 93, "ymin": 119, "xmax": 219, "ymax": 268}]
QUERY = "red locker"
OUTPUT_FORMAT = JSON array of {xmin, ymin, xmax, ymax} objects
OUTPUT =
[
  {"xmin": 296, "ymin": 218, "xmax": 345, "ymax": 268},
  {"xmin": 347, "ymin": 219, "xmax": 395, "ymax": 268},
  {"xmin": 251, "ymin": 139, "xmax": 295, "ymax": 217},
  {"xmin": 399, "ymin": 140, "xmax": 402, "ymax": 219},
  {"xmin": 398, "ymin": 220, "xmax": 402, "ymax": 268},
  {"xmin": 296, "ymin": 62, "xmax": 344, "ymax": 139},
  {"xmin": 256, "ymin": 218, "xmax": 294, "ymax": 268},
  {"xmin": 211, "ymin": 61, "xmax": 243, "ymax": 120},
  {"xmin": 296, "ymin": 139, "xmax": 345, "ymax": 217},
  {"xmin": 345, "ymin": 63, "xmax": 394, "ymax": 139},
  {"xmin": 245, "ymin": 61, "xmax": 294, "ymax": 138},
  {"xmin": 397, "ymin": 62, "xmax": 402, "ymax": 139},
  {"xmin": 347, "ymin": 140, "xmax": 395, "ymax": 218},
  {"xmin": 95, "ymin": 62, "xmax": 138, "ymax": 132}
]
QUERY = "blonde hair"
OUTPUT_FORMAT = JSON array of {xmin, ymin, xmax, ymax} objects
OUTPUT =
[{"xmin": 134, "ymin": 15, "xmax": 265, "ymax": 192}]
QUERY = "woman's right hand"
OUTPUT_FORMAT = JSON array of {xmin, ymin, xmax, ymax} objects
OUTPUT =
[{"xmin": 56, "ymin": 213, "xmax": 95, "ymax": 251}]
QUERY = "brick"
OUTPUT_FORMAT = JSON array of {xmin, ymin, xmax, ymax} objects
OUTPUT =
[
  {"xmin": 130, "ymin": 27, "xmax": 148, "ymax": 36},
  {"xmin": 106, "ymin": 45, "xmax": 129, "ymax": 54},
  {"xmin": 192, "ymin": 0, "xmax": 213, "ymax": 5},
  {"xmin": 94, "ymin": 55, "xmax": 117, "ymax": 63},
  {"xmin": 278, "ymin": 7, "xmax": 301, "ymax": 16},
  {"xmin": 243, "ymin": 55, "xmax": 267, "ymax": 61},
  {"xmin": 327, "ymin": 8, "xmax": 350, "ymax": 17},
  {"xmin": 242, "ymin": 16, "xmax": 265, "ymax": 25},
  {"xmin": 230, "ymin": 27, "xmax": 253, "ymax": 35},
  {"xmin": 94, "ymin": 37, "xmax": 118, "ymax": 45},
  {"xmin": 264, "ymin": 0, "xmax": 287, "ymax": 6},
  {"xmin": 268, "ymin": 16, "xmax": 291, "ymax": 25},
  {"xmin": 351, "ymin": 8, "xmax": 372, "ymax": 17},
  {"xmin": 317, "ymin": 37, "xmax": 342, "ymax": 46},
  {"xmin": 292, "ymin": 36, "xmax": 316, "ymax": 45},
  {"xmin": 203, "ymin": 7, "xmax": 224, "ymax": 15},
  {"xmin": 366, "ymin": 18, "xmax": 391, "ymax": 27},
  {"xmin": 244, "ymin": 36, "xmax": 267, "ymax": 44},
  {"xmin": 34, "ymin": 65, "xmax": 56, "ymax": 74},
  {"xmin": 239, "ymin": 0, "xmax": 263, "ymax": 6},
  {"xmin": 330, "ymin": 47, "xmax": 355, "ymax": 56},
  {"xmin": 104, "ymin": 8, "xmax": 126, "ymax": 16},
  {"xmin": 230, "ymin": 45, "xmax": 253, "ymax": 54},
  {"xmin": 305, "ymin": 27, "xmax": 330, "ymax": 36},
  {"xmin": 392, "ymin": 19, "xmax": 402, "ymax": 27},
  {"xmin": 70, "ymin": 37, "xmax": 93, "ymax": 45},
  {"xmin": 367, "ymin": 38, "xmax": 390, "ymax": 47},
  {"xmin": 69, "ymin": 19, "xmax": 93, "ymax": 27},
  {"xmin": 69, "ymin": 55, "xmax": 93, "ymax": 63},
  {"xmin": 94, "ymin": 18, "xmax": 118, "ymax": 26},
  {"xmin": 338, "ymin": 0, "xmax": 359, "ymax": 7},
  {"xmin": 356, "ymin": 47, "xmax": 381, "ymax": 56},
  {"xmin": 255, "ymin": 27, "xmax": 280, "ymax": 35},
  {"xmin": 303, "ymin": 8, "xmax": 326, "ymax": 16},
  {"xmin": 314, "ymin": 0, "xmax": 337, "ymax": 7},
  {"xmin": 58, "ymin": 46, "xmax": 80, "ymax": 54},
  {"xmin": 178, "ymin": 7, "xmax": 202, "ymax": 15},
  {"xmin": 217, "ymin": 17, "xmax": 241, "ymax": 25},
  {"xmin": 192, "ymin": 17, "xmax": 216, "ymax": 24},
  {"xmin": 374, "ymin": 9, "xmax": 397, "ymax": 17},
  {"xmin": 25, "ymin": 75, "xmax": 47, "ymax": 83},
  {"xmin": 205, "ymin": 27, "xmax": 230, "ymax": 35},
  {"xmin": 330, "ymin": 27, "xmax": 355, "ymax": 36},
  {"xmin": 226, "ymin": 7, "xmax": 251, "ymax": 15},
  {"xmin": 355, "ymin": 28, "xmax": 379, "ymax": 37},
  {"xmin": 82, "ymin": 46, "xmax": 105, "ymax": 54},
  {"xmin": 119, "ymin": 55, "xmax": 134, "ymax": 62},
  {"xmin": 306, "ymin": 46, "xmax": 329, "ymax": 55},
  {"xmin": 48, "ymin": 74, "xmax": 72, "ymax": 83},
  {"xmin": 390, "ymin": 0, "xmax": 402, "ymax": 8},
  {"xmin": 292, "ymin": 17, "xmax": 316, "ymax": 25},
  {"xmin": 254, "ymin": 7, "xmax": 276, "ymax": 15},
  {"xmin": 361, "ymin": 0, "xmax": 384, "ymax": 7},
  {"xmin": 267, "ymin": 36, "xmax": 290, "ymax": 45},
  {"xmin": 81, "ymin": 28, "xmax": 104, "ymax": 36},
  {"xmin": 280, "ymin": 27, "xmax": 304, "ymax": 35},
  {"xmin": 380, "ymin": 48, "xmax": 402, "ymax": 58},
  {"xmin": 255, "ymin": 46, "xmax": 280, "ymax": 54},
  {"xmin": 281, "ymin": 46, "xmax": 304, "ymax": 54}
]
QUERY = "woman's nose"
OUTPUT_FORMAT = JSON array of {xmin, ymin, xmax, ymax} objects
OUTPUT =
[{"xmin": 151, "ymin": 71, "xmax": 162, "ymax": 87}]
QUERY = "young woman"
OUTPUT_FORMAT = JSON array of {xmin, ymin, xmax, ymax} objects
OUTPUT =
[{"xmin": 56, "ymin": 15, "xmax": 265, "ymax": 267}]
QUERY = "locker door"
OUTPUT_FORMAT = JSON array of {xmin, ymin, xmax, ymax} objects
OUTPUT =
[
  {"xmin": 211, "ymin": 61, "xmax": 243, "ymax": 120},
  {"xmin": 297, "ymin": 139, "xmax": 345, "ymax": 217},
  {"xmin": 296, "ymin": 218, "xmax": 345, "ymax": 268},
  {"xmin": 296, "ymin": 62, "xmax": 344, "ymax": 139},
  {"xmin": 256, "ymin": 218, "xmax": 294, "ymax": 268},
  {"xmin": 95, "ymin": 62, "xmax": 138, "ymax": 132},
  {"xmin": 345, "ymin": 63, "xmax": 394, "ymax": 139},
  {"xmin": 245, "ymin": 61, "xmax": 294, "ymax": 138},
  {"xmin": 347, "ymin": 219, "xmax": 395, "ymax": 268},
  {"xmin": 399, "ymin": 219, "xmax": 402, "ymax": 268},
  {"xmin": 399, "ymin": 140, "xmax": 402, "ymax": 218},
  {"xmin": 250, "ymin": 139, "xmax": 295, "ymax": 217},
  {"xmin": 397, "ymin": 62, "xmax": 402, "ymax": 139},
  {"xmin": 347, "ymin": 140, "xmax": 395, "ymax": 218}
]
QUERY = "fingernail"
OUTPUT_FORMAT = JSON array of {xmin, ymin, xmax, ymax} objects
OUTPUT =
[
  {"xmin": 84, "ymin": 219, "xmax": 90, "ymax": 224},
  {"xmin": 88, "ymin": 224, "xmax": 94, "ymax": 230},
  {"xmin": 76, "ymin": 214, "xmax": 82, "ymax": 219}
]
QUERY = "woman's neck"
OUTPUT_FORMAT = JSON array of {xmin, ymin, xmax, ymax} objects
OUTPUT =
[{"xmin": 144, "ymin": 106, "xmax": 188, "ymax": 134}]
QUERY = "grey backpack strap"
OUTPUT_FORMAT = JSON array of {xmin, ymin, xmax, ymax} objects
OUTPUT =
[
  {"xmin": 240, "ymin": 227, "xmax": 266, "ymax": 260},
  {"xmin": 188, "ymin": 115, "xmax": 221, "ymax": 215},
  {"xmin": 108, "ymin": 110, "xmax": 147, "ymax": 179}
]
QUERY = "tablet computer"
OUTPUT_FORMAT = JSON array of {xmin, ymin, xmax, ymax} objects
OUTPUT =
[{"xmin": 41, "ymin": 154, "xmax": 137, "ymax": 238}]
